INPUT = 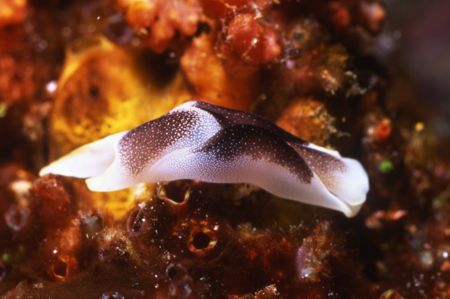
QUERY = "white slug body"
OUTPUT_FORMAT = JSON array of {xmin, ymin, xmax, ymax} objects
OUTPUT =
[{"xmin": 40, "ymin": 101, "xmax": 369, "ymax": 217}]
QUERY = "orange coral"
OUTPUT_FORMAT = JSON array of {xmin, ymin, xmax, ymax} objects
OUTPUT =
[
  {"xmin": 357, "ymin": 1, "xmax": 385, "ymax": 33},
  {"xmin": 118, "ymin": 0, "xmax": 203, "ymax": 53},
  {"xmin": 221, "ymin": 13, "xmax": 281, "ymax": 65},
  {"xmin": 0, "ymin": 0, "xmax": 27, "ymax": 28},
  {"xmin": 278, "ymin": 18, "xmax": 350, "ymax": 96},
  {"xmin": 181, "ymin": 34, "xmax": 259, "ymax": 110},
  {"xmin": 32, "ymin": 175, "xmax": 72, "ymax": 230},
  {"xmin": 276, "ymin": 98, "xmax": 336, "ymax": 146}
]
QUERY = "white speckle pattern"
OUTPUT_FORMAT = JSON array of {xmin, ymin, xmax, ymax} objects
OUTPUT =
[{"xmin": 39, "ymin": 100, "xmax": 369, "ymax": 217}]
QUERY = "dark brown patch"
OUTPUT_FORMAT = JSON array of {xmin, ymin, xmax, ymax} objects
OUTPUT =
[
  {"xmin": 119, "ymin": 110, "xmax": 200, "ymax": 175},
  {"xmin": 194, "ymin": 101, "xmax": 307, "ymax": 145},
  {"xmin": 197, "ymin": 124, "xmax": 313, "ymax": 183},
  {"xmin": 291, "ymin": 144, "xmax": 345, "ymax": 189}
]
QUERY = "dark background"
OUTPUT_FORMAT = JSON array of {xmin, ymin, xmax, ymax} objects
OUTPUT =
[{"xmin": 385, "ymin": 0, "xmax": 450, "ymax": 139}]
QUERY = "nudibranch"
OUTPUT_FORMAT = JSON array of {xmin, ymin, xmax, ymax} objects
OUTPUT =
[{"xmin": 40, "ymin": 101, "xmax": 369, "ymax": 217}]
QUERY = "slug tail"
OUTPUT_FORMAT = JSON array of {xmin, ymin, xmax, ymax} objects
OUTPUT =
[
  {"xmin": 326, "ymin": 157, "xmax": 369, "ymax": 217},
  {"xmin": 291, "ymin": 142, "xmax": 369, "ymax": 217}
]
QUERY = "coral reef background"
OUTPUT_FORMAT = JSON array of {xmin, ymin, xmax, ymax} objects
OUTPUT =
[{"xmin": 0, "ymin": 0, "xmax": 449, "ymax": 298}]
